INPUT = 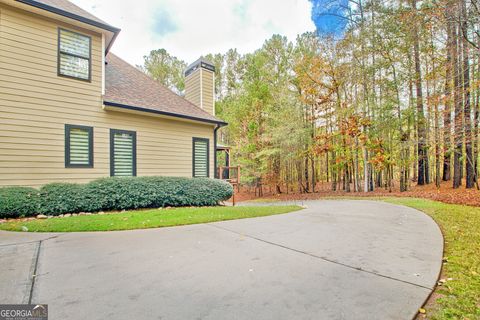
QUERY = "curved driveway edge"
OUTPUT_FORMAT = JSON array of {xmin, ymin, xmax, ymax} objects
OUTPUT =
[{"xmin": 0, "ymin": 200, "xmax": 443, "ymax": 320}]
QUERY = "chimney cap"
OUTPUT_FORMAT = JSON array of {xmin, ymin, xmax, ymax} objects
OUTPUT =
[{"xmin": 185, "ymin": 57, "xmax": 215, "ymax": 77}]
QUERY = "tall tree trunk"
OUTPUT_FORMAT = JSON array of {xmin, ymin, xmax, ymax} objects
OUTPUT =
[
  {"xmin": 411, "ymin": 0, "xmax": 429, "ymax": 185},
  {"xmin": 344, "ymin": 165, "xmax": 351, "ymax": 192},
  {"xmin": 363, "ymin": 149, "xmax": 369, "ymax": 192},
  {"xmin": 297, "ymin": 160, "xmax": 303, "ymax": 193},
  {"xmin": 331, "ymin": 151, "xmax": 337, "ymax": 191},
  {"xmin": 452, "ymin": 0, "xmax": 463, "ymax": 189},
  {"xmin": 435, "ymin": 101, "xmax": 441, "ymax": 187},
  {"xmin": 407, "ymin": 110, "xmax": 413, "ymax": 189},
  {"xmin": 462, "ymin": 0, "xmax": 474, "ymax": 188},
  {"xmin": 354, "ymin": 138, "xmax": 360, "ymax": 192},
  {"xmin": 408, "ymin": 63, "xmax": 416, "ymax": 185},
  {"xmin": 427, "ymin": 23, "xmax": 442, "ymax": 188},
  {"xmin": 358, "ymin": 0, "xmax": 370, "ymax": 193},
  {"xmin": 326, "ymin": 153, "xmax": 329, "ymax": 183},
  {"xmin": 443, "ymin": 3, "xmax": 454, "ymax": 181},
  {"xmin": 273, "ymin": 156, "xmax": 282, "ymax": 194},
  {"xmin": 311, "ymin": 156, "xmax": 316, "ymax": 193},
  {"xmin": 304, "ymin": 156, "xmax": 310, "ymax": 193},
  {"xmin": 310, "ymin": 105, "xmax": 316, "ymax": 192},
  {"xmin": 368, "ymin": 164, "xmax": 374, "ymax": 192},
  {"xmin": 376, "ymin": 171, "xmax": 382, "ymax": 188},
  {"xmin": 474, "ymin": 40, "xmax": 480, "ymax": 186},
  {"xmin": 391, "ymin": 60, "xmax": 408, "ymax": 192}
]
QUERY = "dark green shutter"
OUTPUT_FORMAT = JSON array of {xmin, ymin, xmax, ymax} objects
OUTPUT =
[
  {"xmin": 193, "ymin": 138, "xmax": 209, "ymax": 177},
  {"xmin": 111, "ymin": 130, "xmax": 136, "ymax": 177}
]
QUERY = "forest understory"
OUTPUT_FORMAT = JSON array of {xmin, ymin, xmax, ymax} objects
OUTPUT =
[{"xmin": 237, "ymin": 179, "xmax": 480, "ymax": 207}]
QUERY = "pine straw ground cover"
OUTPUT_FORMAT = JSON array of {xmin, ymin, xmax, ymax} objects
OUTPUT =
[{"xmin": 237, "ymin": 181, "xmax": 480, "ymax": 207}]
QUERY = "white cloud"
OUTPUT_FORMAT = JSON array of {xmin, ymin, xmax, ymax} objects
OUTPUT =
[{"xmin": 71, "ymin": 0, "xmax": 315, "ymax": 65}]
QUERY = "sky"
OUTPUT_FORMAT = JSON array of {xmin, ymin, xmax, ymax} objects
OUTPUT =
[
  {"xmin": 70, "ymin": 0, "xmax": 319, "ymax": 66},
  {"xmin": 310, "ymin": 0, "xmax": 348, "ymax": 36}
]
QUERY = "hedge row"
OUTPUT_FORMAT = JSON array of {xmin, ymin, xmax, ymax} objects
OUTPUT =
[{"xmin": 0, "ymin": 177, "xmax": 233, "ymax": 218}]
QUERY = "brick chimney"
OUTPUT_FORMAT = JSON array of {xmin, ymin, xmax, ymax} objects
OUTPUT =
[{"xmin": 184, "ymin": 58, "xmax": 215, "ymax": 116}]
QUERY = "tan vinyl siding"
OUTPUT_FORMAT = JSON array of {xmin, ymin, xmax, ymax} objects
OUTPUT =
[
  {"xmin": 184, "ymin": 68, "xmax": 215, "ymax": 116},
  {"xmin": 201, "ymin": 69, "xmax": 215, "ymax": 116},
  {"xmin": 0, "ymin": 4, "xmax": 215, "ymax": 187},
  {"xmin": 184, "ymin": 69, "xmax": 201, "ymax": 108}
]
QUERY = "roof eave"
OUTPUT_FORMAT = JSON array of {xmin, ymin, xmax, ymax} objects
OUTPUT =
[
  {"xmin": 103, "ymin": 101, "xmax": 228, "ymax": 127},
  {"xmin": 15, "ymin": 0, "xmax": 121, "ymax": 53},
  {"xmin": 105, "ymin": 30, "xmax": 119, "ymax": 54}
]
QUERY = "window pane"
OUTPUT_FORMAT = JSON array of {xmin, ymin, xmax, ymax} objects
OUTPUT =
[
  {"xmin": 194, "ymin": 140, "xmax": 208, "ymax": 177},
  {"xmin": 59, "ymin": 29, "xmax": 90, "ymax": 58},
  {"xmin": 69, "ymin": 128, "xmax": 90, "ymax": 165},
  {"xmin": 59, "ymin": 54, "xmax": 89, "ymax": 80},
  {"xmin": 113, "ymin": 132, "xmax": 134, "ymax": 176}
]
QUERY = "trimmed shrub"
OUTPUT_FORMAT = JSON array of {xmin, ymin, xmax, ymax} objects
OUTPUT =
[
  {"xmin": 82, "ymin": 177, "xmax": 159, "ymax": 212},
  {"xmin": 0, "ymin": 177, "xmax": 234, "ymax": 218},
  {"xmin": 0, "ymin": 187, "xmax": 40, "ymax": 219},
  {"xmin": 171, "ymin": 177, "xmax": 234, "ymax": 207},
  {"xmin": 82, "ymin": 176, "xmax": 234, "ymax": 212},
  {"xmin": 38, "ymin": 183, "xmax": 85, "ymax": 215}
]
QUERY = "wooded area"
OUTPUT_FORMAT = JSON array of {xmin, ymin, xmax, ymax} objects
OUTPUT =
[{"xmin": 141, "ymin": 0, "xmax": 480, "ymax": 194}]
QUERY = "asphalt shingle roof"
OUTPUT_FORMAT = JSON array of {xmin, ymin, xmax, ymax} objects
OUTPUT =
[
  {"xmin": 17, "ymin": 0, "xmax": 118, "ymax": 30},
  {"xmin": 104, "ymin": 53, "xmax": 225, "ymax": 125}
]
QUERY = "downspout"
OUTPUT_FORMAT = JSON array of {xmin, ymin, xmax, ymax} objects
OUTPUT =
[{"xmin": 214, "ymin": 125, "xmax": 220, "ymax": 179}]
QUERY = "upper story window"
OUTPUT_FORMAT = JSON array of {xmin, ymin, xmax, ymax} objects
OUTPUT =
[{"xmin": 58, "ymin": 28, "xmax": 91, "ymax": 81}]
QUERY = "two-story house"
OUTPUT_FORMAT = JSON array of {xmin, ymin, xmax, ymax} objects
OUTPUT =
[{"xmin": 0, "ymin": 0, "xmax": 226, "ymax": 187}]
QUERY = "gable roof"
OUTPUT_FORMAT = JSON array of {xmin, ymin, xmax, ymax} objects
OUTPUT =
[
  {"xmin": 14, "ymin": 0, "xmax": 225, "ymax": 126},
  {"xmin": 16, "ymin": 0, "xmax": 120, "ymax": 52},
  {"xmin": 104, "ymin": 53, "xmax": 226, "ymax": 126}
]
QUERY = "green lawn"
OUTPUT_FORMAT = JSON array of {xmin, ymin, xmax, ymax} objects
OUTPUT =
[{"xmin": 0, "ymin": 205, "xmax": 302, "ymax": 233}]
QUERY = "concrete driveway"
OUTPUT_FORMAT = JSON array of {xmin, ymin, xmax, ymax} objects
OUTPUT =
[{"xmin": 0, "ymin": 200, "xmax": 443, "ymax": 320}]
